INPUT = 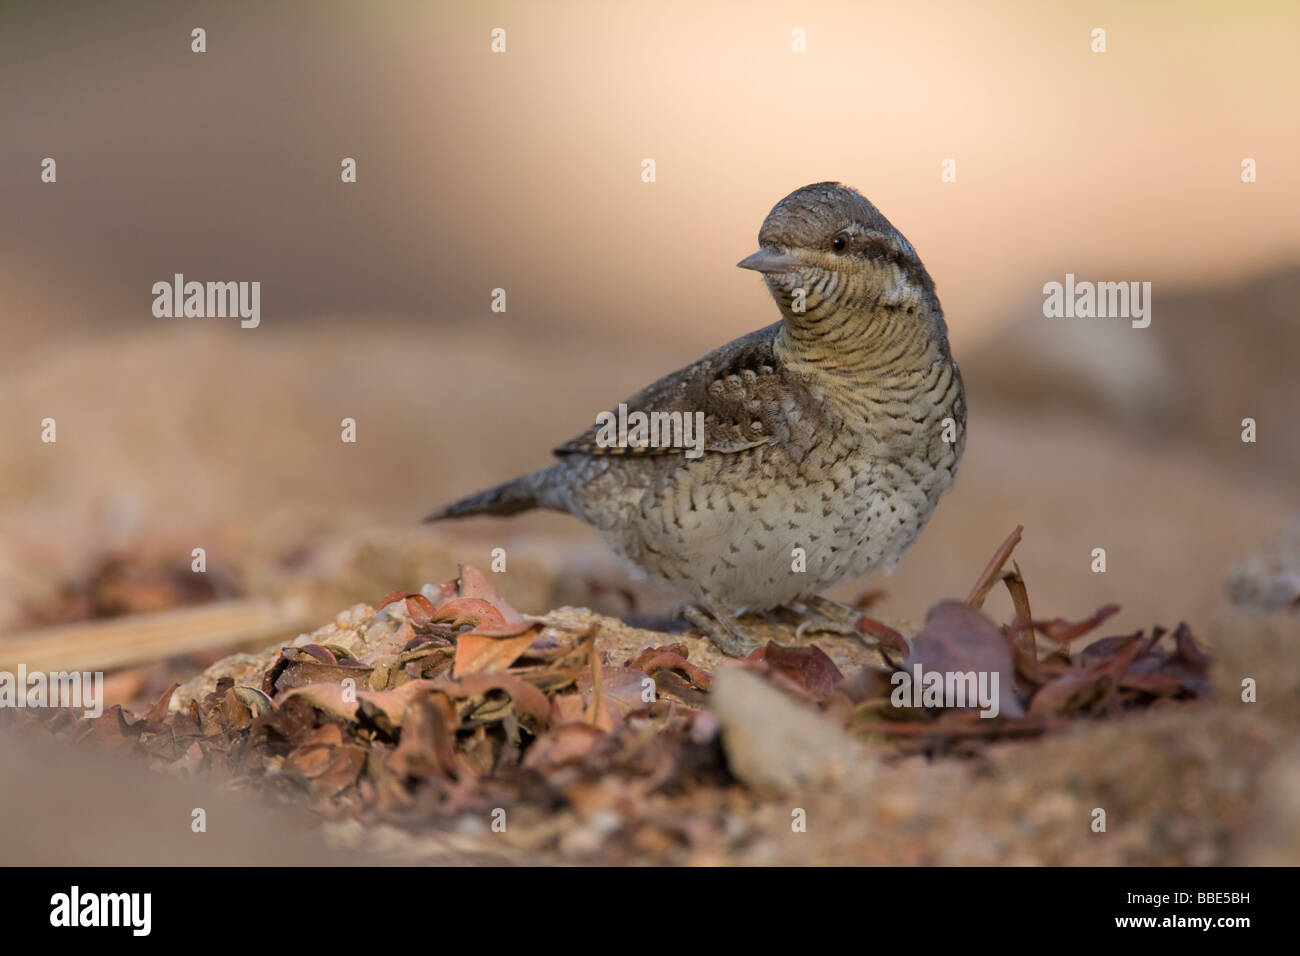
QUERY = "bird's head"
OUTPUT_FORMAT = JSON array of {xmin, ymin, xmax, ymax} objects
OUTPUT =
[{"xmin": 738, "ymin": 182, "xmax": 939, "ymax": 331}]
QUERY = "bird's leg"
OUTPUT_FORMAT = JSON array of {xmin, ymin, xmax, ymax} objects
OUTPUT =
[
  {"xmin": 680, "ymin": 601, "xmax": 762, "ymax": 659},
  {"xmin": 791, "ymin": 595, "xmax": 864, "ymax": 638}
]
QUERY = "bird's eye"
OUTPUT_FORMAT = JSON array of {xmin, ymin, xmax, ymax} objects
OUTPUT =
[{"xmin": 831, "ymin": 234, "xmax": 849, "ymax": 253}]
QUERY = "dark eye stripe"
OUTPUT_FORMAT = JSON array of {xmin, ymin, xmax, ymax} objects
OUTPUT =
[
  {"xmin": 860, "ymin": 236, "xmax": 901, "ymax": 261},
  {"xmin": 831, "ymin": 231, "xmax": 903, "ymax": 261}
]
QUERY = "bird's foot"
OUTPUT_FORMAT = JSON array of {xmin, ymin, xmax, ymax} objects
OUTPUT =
[
  {"xmin": 680, "ymin": 603, "xmax": 762, "ymax": 659},
  {"xmin": 791, "ymin": 595, "xmax": 864, "ymax": 638}
]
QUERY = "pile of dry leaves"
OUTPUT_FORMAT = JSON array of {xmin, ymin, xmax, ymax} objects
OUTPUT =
[{"xmin": 11, "ymin": 527, "xmax": 1212, "ymax": 861}]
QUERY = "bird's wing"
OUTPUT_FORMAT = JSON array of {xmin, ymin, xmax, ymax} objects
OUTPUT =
[{"xmin": 553, "ymin": 323, "xmax": 821, "ymax": 460}]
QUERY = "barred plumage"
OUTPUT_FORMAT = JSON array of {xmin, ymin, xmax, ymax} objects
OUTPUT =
[{"xmin": 428, "ymin": 183, "xmax": 965, "ymax": 655}]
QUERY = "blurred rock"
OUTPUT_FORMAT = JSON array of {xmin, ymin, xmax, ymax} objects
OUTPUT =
[
  {"xmin": 964, "ymin": 265, "xmax": 1300, "ymax": 479},
  {"xmin": 711, "ymin": 666, "xmax": 875, "ymax": 796},
  {"xmin": 1227, "ymin": 514, "xmax": 1300, "ymax": 612},
  {"xmin": 966, "ymin": 310, "xmax": 1182, "ymax": 430}
]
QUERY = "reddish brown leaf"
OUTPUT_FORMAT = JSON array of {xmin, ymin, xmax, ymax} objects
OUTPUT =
[
  {"xmin": 377, "ymin": 589, "xmax": 408, "ymax": 610},
  {"xmin": 855, "ymin": 617, "xmax": 910, "ymax": 653},
  {"xmin": 1035, "ymin": 604, "xmax": 1121, "ymax": 646},
  {"xmin": 406, "ymin": 594, "xmax": 438, "ymax": 628},
  {"xmin": 298, "ymin": 644, "xmax": 338, "ymax": 664},
  {"xmin": 1117, "ymin": 673, "xmax": 1188, "ymax": 697},
  {"xmin": 285, "ymin": 724, "xmax": 367, "ymax": 799},
  {"xmin": 431, "ymin": 597, "xmax": 506, "ymax": 630},
  {"xmin": 144, "ymin": 683, "xmax": 179, "ymax": 728},
  {"xmin": 431, "ymin": 672, "xmax": 552, "ymax": 729},
  {"xmin": 1080, "ymin": 631, "xmax": 1149, "ymax": 663},
  {"xmin": 272, "ymin": 659, "xmax": 375, "ymax": 696},
  {"xmin": 902, "ymin": 601, "xmax": 1024, "ymax": 719},
  {"xmin": 451, "ymin": 565, "xmax": 532, "ymax": 628},
  {"xmin": 578, "ymin": 666, "xmax": 653, "ymax": 722},
  {"xmin": 630, "ymin": 646, "xmax": 712, "ymax": 690},
  {"xmin": 388, "ymin": 695, "xmax": 468, "ymax": 782},
  {"xmin": 523, "ymin": 723, "xmax": 607, "ymax": 772},
  {"xmin": 1028, "ymin": 668, "xmax": 1109, "ymax": 717},
  {"xmin": 749, "ymin": 642, "xmax": 844, "ymax": 701},
  {"xmin": 453, "ymin": 630, "xmax": 538, "ymax": 676},
  {"xmin": 280, "ymin": 683, "xmax": 361, "ymax": 722},
  {"xmin": 355, "ymin": 679, "xmax": 440, "ymax": 734}
]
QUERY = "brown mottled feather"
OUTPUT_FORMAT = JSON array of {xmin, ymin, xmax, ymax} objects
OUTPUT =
[{"xmin": 553, "ymin": 323, "xmax": 821, "ymax": 459}]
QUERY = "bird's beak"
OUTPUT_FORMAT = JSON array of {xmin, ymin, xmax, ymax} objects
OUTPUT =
[{"xmin": 736, "ymin": 247, "xmax": 801, "ymax": 274}]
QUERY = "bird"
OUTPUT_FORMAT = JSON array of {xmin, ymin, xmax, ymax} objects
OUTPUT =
[{"xmin": 427, "ymin": 182, "xmax": 965, "ymax": 657}]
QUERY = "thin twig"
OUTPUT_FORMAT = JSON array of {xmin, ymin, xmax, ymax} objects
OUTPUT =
[
  {"xmin": 1005, "ymin": 559, "xmax": 1037, "ymax": 659},
  {"xmin": 965, "ymin": 525, "xmax": 1024, "ymax": 608}
]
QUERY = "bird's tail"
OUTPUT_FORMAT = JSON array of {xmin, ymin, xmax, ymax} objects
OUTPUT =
[{"xmin": 424, "ymin": 468, "xmax": 556, "ymax": 521}]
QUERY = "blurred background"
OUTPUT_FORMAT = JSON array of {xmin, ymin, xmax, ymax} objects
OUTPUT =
[{"xmin": 1, "ymin": 0, "xmax": 1297, "ymax": 662}]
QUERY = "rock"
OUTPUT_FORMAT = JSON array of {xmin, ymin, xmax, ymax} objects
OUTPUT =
[
  {"xmin": 1228, "ymin": 514, "xmax": 1300, "ymax": 612},
  {"xmin": 711, "ymin": 666, "xmax": 874, "ymax": 795}
]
